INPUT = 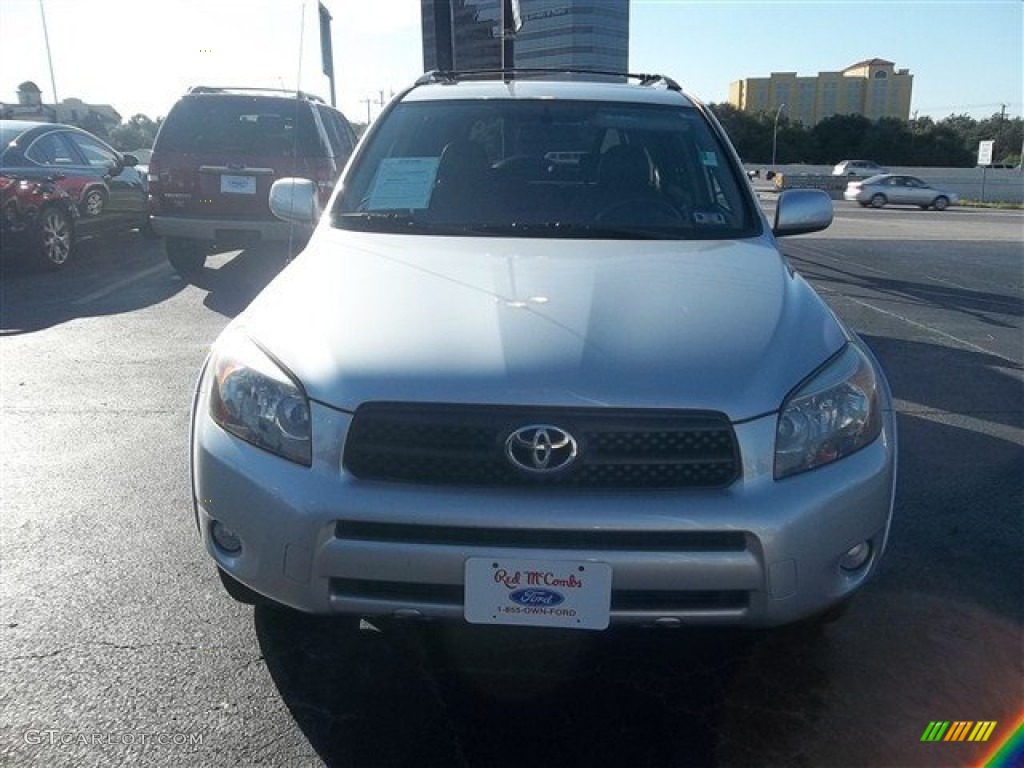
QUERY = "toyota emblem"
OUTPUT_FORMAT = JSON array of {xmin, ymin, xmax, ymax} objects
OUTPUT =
[{"xmin": 505, "ymin": 425, "xmax": 579, "ymax": 474}]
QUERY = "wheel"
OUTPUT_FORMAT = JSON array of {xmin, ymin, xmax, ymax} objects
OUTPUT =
[
  {"xmin": 34, "ymin": 205, "xmax": 73, "ymax": 270},
  {"xmin": 138, "ymin": 217, "xmax": 159, "ymax": 239},
  {"xmin": 217, "ymin": 568, "xmax": 309, "ymax": 620},
  {"xmin": 869, "ymin": 193, "xmax": 887, "ymax": 209},
  {"xmin": 932, "ymin": 196, "xmax": 949, "ymax": 211},
  {"xmin": 82, "ymin": 187, "xmax": 107, "ymax": 217},
  {"xmin": 217, "ymin": 567, "xmax": 264, "ymax": 605},
  {"xmin": 787, "ymin": 598, "xmax": 852, "ymax": 637},
  {"xmin": 165, "ymin": 237, "xmax": 208, "ymax": 274}
]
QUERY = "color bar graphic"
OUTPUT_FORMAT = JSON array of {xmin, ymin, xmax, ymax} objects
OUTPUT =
[
  {"xmin": 970, "ymin": 722, "xmax": 998, "ymax": 742},
  {"xmin": 921, "ymin": 721, "xmax": 998, "ymax": 743},
  {"xmin": 922, "ymin": 722, "xmax": 950, "ymax": 742}
]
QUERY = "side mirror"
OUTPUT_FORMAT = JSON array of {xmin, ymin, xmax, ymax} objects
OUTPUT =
[
  {"xmin": 773, "ymin": 189, "xmax": 833, "ymax": 237},
  {"xmin": 270, "ymin": 178, "xmax": 319, "ymax": 224}
]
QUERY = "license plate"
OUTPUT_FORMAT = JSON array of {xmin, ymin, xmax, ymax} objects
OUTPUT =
[
  {"xmin": 464, "ymin": 558, "xmax": 612, "ymax": 630},
  {"xmin": 220, "ymin": 174, "xmax": 256, "ymax": 195}
]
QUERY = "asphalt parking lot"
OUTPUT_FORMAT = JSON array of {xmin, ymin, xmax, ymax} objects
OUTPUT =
[{"xmin": 1, "ymin": 201, "xmax": 1022, "ymax": 767}]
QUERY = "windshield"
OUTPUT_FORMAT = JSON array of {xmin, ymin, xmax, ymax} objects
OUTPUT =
[{"xmin": 333, "ymin": 99, "xmax": 758, "ymax": 240}]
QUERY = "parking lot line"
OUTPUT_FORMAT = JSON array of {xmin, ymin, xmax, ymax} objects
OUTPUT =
[{"xmin": 71, "ymin": 262, "xmax": 169, "ymax": 306}]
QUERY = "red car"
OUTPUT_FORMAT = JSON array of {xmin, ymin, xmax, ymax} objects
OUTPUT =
[
  {"xmin": 0, "ymin": 120, "xmax": 148, "ymax": 269},
  {"xmin": 0, "ymin": 172, "xmax": 76, "ymax": 267}
]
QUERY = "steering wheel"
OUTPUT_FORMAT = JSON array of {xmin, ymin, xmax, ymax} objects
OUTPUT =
[{"xmin": 594, "ymin": 197, "xmax": 685, "ymax": 226}]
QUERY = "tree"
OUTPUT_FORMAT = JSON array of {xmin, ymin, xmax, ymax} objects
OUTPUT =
[
  {"xmin": 812, "ymin": 115, "xmax": 873, "ymax": 165},
  {"xmin": 107, "ymin": 113, "xmax": 161, "ymax": 151}
]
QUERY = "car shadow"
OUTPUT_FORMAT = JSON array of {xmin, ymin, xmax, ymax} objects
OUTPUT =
[
  {"xmin": 858, "ymin": 333, "xmax": 1022, "ymax": 623},
  {"xmin": 255, "ymin": 611, "xmax": 776, "ymax": 768},
  {"xmin": 184, "ymin": 243, "xmax": 294, "ymax": 319},
  {"xmin": 0, "ymin": 230, "xmax": 185, "ymax": 335},
  {"xmin": 862, "ymin": 333, "xmax": 1023, "ymax": 431},
  {"xmin": 786, "ymin": 244, "xmax": 1023, "ymax": 330}
]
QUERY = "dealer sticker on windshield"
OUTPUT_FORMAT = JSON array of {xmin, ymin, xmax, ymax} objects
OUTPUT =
[{"xmin": 464, "ymin": 558, "xmax": 612, "ymax": 630}]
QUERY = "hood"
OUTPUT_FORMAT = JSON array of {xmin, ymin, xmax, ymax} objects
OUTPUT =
[{"xmin": 238, "ymin": 229, "xmax": 846, "ymax": 420}]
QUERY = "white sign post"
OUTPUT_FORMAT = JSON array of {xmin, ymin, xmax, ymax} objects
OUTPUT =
[
  {"xmin": 978, "ymin": 140, "xmax": 995, "ymax": 202},
  {"xmin": 977, "ymin": 140, "xmax": 994, "ymax": 167}
]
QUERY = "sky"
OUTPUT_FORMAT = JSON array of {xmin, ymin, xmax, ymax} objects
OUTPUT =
[{"xmin": 0, "ymin": 0, "xmax": 1021, "ymax": 126}]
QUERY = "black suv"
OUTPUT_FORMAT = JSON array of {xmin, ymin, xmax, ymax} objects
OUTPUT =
[{"xmin": 148, "ymin": 86, "xmax": 357, "ymax": 273}]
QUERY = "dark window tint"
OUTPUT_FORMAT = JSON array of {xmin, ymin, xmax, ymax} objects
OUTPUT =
[{"xmin": 155, "ymin": 96, "xmax": 324, "ymax": 156}]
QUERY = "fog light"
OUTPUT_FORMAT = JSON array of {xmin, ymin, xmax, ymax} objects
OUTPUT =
[
  {"xmin": 211, "ymin": 520, "xmax": 242, "ymax": 555},
  {"xmin": 840, "ymin": 541, "xmax": 871, "ymax": 571}
]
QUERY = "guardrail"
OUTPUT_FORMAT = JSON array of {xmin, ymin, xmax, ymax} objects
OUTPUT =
[{"xmin": 746, "ymin": 164, "xmax": 1024, "ymax": 203}]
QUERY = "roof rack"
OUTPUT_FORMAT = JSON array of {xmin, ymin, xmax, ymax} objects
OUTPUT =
[
  {"xmin": 186, "ymin": 85, "xmax": 326, "ymax": 103},
  {"xmin": 414, "ymin": 68, "xmax": 682, "ymax": 92}
]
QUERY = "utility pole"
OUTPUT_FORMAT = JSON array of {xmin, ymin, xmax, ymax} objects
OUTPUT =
[{"xmin": 360, "ymin": 97, "xmax": 373, "ymax": 125}]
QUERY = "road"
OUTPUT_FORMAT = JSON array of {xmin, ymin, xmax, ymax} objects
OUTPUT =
[{"xmin": 2, "ymin": 202, "xmax": 1022, "ymax": 768}]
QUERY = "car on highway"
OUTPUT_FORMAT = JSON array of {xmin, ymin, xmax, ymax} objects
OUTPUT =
[
  {"xmin": 832, "ymin": 159, "xmax": 888, "ymax": 177},
  {"xmin": 191, "ymin": 70, "xmax": 897, "ymax": 631},
  {"xmin": 844, "ymin": 173, "xmax": 959, "ymax": 210},
  {"xmin": 148, "ymin": 86, "xmax": 357, "ymax": 275},
  {"xmin": 0, "ymin": 120, "xmax": 148, "ymax": 269}
]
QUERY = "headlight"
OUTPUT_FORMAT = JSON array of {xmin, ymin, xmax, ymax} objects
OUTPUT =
[
  {"xmin": 775, "ymin": 344, "xmax": 882, "ymax": 479},
  {"xmin": 208, "ymin": 331, "xmax": 312, "ymax": 466}
]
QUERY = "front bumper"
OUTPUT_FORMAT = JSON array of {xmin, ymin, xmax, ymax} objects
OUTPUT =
[{"xmin": 192, "ymin": 384, "xmax": 897, "ymax": 628}]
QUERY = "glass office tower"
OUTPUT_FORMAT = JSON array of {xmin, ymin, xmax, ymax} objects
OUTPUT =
[{"xmin": 421, "ymin": 0, "xmax": 629, "ymax": 73}]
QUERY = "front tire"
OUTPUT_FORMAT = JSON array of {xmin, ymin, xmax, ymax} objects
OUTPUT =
[
  {"xmin": 217, "ymin": 567, "xmax": 264, "ymax": 605},
  {"xmin": 166, "ymin": 237, "xmax": 207, "ymax": 274},
  {"xmin": 932, "ymin": 196, "xmax": 949, "ymax": 211},
  {"xmin": 34, "ymin": 205, "xmax": 73, "ymax": 270},
  {"xmin": 870, "ymin": 193, "xmax": 887, "ymax": 209}
]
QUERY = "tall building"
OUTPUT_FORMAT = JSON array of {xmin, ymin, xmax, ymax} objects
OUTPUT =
[
  {"xmin": 728, "ymin": 59, "xmax": 913, "ymax": 125},
  {"xmin": 421, "ymin": 0, "xmax": 629, "ymax": 73}
]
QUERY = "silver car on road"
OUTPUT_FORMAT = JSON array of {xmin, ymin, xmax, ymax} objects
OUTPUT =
[
  {"xmin": 191, "ymin": 72, "xmax": 897, "ymax": 630},
  {"xmin": 845, "ymin": 173, "xmax": 960, "ymax": 210}
]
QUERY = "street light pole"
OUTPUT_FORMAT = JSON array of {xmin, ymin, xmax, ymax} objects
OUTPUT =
[
  {"xmin": 772, "ymin": 103, "xmax": 786, "ymax": 168},
  {"xmin": 39, "ymin": 0, "xmax": 59, "ymax": 110}
]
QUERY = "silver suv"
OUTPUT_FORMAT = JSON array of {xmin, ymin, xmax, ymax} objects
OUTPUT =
[{"xmin": 191, "ymin": 71, "xmax": 897, "ymax": 630}]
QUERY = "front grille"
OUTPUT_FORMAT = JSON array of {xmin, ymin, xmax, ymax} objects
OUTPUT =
[{"xmin": 343, "ymin": 403, "xmax": 740, "ymax": 489}]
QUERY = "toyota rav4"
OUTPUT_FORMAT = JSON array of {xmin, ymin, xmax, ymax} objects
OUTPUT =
[{"xmin": 190, "ymin": 70, "xmax": 897, "ymax": 630}]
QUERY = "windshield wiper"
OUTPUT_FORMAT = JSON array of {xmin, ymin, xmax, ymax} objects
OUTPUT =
[
  {"xmin": 333, "ymin": 211, "xmax": 433, "ymax": 232},
  {"xmin": 334, "ymin": 214, "xmax": 682, "ymax": 240}
]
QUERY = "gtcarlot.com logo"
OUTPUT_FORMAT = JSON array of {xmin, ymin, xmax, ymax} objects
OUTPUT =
[{"xmin": 24, "ymin": 730, "xmax": 203, "ymax": 747}]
